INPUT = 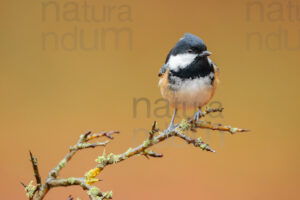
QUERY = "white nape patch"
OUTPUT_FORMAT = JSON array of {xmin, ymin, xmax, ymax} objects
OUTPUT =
[{"xmin": 168, "ymin": 53, "xmax": 197, "ymax": 72}]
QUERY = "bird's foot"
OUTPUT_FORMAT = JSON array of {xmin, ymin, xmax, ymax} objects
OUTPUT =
[
  {"xmin": 193, "ymin": 110, "xmax": 203, "ymax": 123},
  {"xmin": 165, "ymin": 123, "xmax": 178, "ymax": 134}
]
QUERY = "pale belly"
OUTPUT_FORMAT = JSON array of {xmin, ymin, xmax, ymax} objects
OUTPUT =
[{"xmin": 159, "ymin": 75, "xmax": 216, "ymax": 109}]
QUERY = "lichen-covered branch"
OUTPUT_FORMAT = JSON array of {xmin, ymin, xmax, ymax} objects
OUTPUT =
[
  {"xmin": 23, "ymin": 107, "xmax": 248, "ymax": 200},
  {"xmin": 24, "ymin": 131, "xmax": 118, "ymax": 200},
  {"xmin": 48, "ymin": 131, "xmax": 117, "ymax": 180},
  {"xmin": 29, "ymin": 151, "xmax": 42, "ymax": 189}
]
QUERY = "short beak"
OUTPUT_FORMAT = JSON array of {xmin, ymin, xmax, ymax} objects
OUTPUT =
[{"xmin": 199, "ymin": 51, "xmax": 212, "ymax": 57}]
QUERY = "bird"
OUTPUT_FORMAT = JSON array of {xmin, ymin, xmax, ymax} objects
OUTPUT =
[{"xmin": 158, "ymin": 33, "xmax": 219, "ymax": 131}]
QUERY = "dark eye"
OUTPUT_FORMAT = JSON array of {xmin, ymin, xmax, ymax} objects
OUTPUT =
[{"xmin": 187, "ymin": 49, "xmax": 193, "ymax": 53}]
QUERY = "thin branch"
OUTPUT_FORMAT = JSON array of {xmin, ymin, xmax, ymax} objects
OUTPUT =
[
  {"xmin": 93, "ymin": 107, "xmax": 247, "ymax": 172},
  {"xmin": 195, "ymin": 123, "xmax": 250, "ymax": 134},
  {"xmin": 174, "ymin": 130, "xmax": 216, "ymax": 152},
  {"xmin": 29, "ymin": 151, "xmax": 42, "ymax": 187},
  {"xmin": 23, "ymin": 107, "xmax": 248, "ymax": 200},
  {"xmin": 48, "ymin": 130, "xmax": 113, "ymax": 179},
  {"xmin": 71, "ymin": 141, "xmax": 110, "ymax": 150},
  {"xmin": 143, "ymin": 150, "xmax": 163, "ymax": 159},
  {"xmin": 48, "ymin": 178, "xmax": 91, "ymax": 190},
  {"xmin": 47, "ymin": 178, "xmax": 103, "ymax": 200},
  {"xmin": 20, "ymin": 182, "xmax": 27, "ymax": 188},
  {"xmin": 87, "ymin": 131, "xmax": 120, "ymax": 140},
  {"xmin": 148, "ymin": 121, "xmax": 158, "ymax": 141},
  {"xmin": 31, "ymin": 130, "xmax": 115, "ymax": 200}
]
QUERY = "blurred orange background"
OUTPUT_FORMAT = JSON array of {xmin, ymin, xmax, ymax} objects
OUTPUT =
[{"xmin": 1, "ymin": 0, "xmax": 299, "ymax": 199}]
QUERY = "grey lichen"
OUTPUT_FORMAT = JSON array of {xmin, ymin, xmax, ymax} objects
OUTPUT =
[
  {"xmin": 25, "ymin": 180, "xmax": 36, "ymax": 198},
  {"xmin": 180, "ymin": 119, "xmax": 190, "ymax": 131},
  {"xmin": 107, "ymin": 153, "xmax": 121, "ymax": 164},
  {"xmin": 196, "ymin": 137, "xmax": 202, "ymax": 143},
  {"xmin": 78, "ymin": 143, "xmax": 91, "ymax": 149},
  {"xmin": 23, "ymin": 108, "xmax": 246, "ymax": 200},
  {"xmin": 58, "ymin": 159, "xmax": 67, "ymax": 169},
  {"xmin": 95, "ymin": 155, "xmax": 106, "ymax": 164},
  {"xmin": 95, "ymin": 150, "xmax": 123, "ymax": 168},
  {"xmin": 95, "ymin": 149, "xmax": 107, "ymax": 167},
  {"xmin": 87, "ymin": 186, "xmax": 101, "ymax": 196},
  {"xmin": 124, "ymin": 147, "xmax": 133, "ymax": 157},
  {"xmin": 102, "ymin": 191, "xmax": 113, "ymax": 199},
  {"xmin": 79, "ymin": 134, "xmax": 86, "ymax": 141},
  {"xmin": 152, "ymin": 136, "xmax": 159, "ymax": 144},
  {"xmin": 200, "ymin": 143, "xmax": 207, "ymax": 150},
  {"xmin": 67, "ymin": 177, "xmax": 76, "ymax": 185},
  {"xmin": 142, "ymin": 139, "xmax": 151, "ymax": 147},
  {"xmin": 230, "ymin": 127, "xmax": 238, "ymax": 134}
]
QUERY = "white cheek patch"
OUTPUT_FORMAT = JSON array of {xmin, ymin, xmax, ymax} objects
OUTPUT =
[{"xmin": 168, "ymin": 53, "xmax": 197, "ymax": 72}]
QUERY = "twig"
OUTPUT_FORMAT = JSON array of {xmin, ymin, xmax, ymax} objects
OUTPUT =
[
  {"xmin": 174, "ymin": 130, "xmax": 216, "ymax": 152},
  {"xmin": 148, "ymin": 121, "xmax": 158, "ymax": 140},
  {"xmin": 29, "ymin": 151, "xmax": 42, "ymax": 187},
  {"xmin": 20, "ymin": 182, "xmax": 27, "ymax": 188},
  {"xmin": 48, "ymin": 130, "xmax": 112, "ymax": 179},
  {"xmin": 27, "ymin": 130, "xmax": 116, "ymax": 200},
  {"xmin": 143, "ymin": 150, "xmax": 163, "ymax": 159},
  {"xmin": 195, "ymin": 123, "xmax": 250, "ymax": 134},
  {"xmin": 23, "ymin": 107, "xmax": 248, "ymax": 200},
  {"xmin": 87, "ymin": 131, "xmax": 120, "ymax": 140}
]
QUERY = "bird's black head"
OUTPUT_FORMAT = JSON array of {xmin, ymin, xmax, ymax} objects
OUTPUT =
[{"xmin": 170, "ymin": 33, "xmax": 211, "ymax": 57}]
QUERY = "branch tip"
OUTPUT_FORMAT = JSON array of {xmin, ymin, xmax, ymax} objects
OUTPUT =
[
  {"xmin": 23, "ymin": 107, "xmax": 248, "ymax": 200},
  {"xmin": 29, "ymin": 150, "xmax": 42, "ymax": 186},
  {"xmin": 20, "ymin": 182, "xmax": 27, "ymax": 188},
  {"xmin": 83, "ymin": 131, "xmax": 92, "ymax": 139}
]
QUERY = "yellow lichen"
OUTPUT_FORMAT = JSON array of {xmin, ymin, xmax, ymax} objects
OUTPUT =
[{"xmin": 85, "ymin": 168, "xmax": 101, "ymax": 185}]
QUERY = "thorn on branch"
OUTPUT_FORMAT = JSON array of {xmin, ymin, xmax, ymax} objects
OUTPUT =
[
  {"xmin": 29, "ymin": 151, "xmax": 42, "ymax": 187},
  {"xmin": 23, "ymin": 109, "xmax": 248, "ymax": 200},
  {"xmin": 82, "ymin": 131, "xmax": 92, "ymax": 141},
  {"xmin": 20, "ymin": 182, "xmax": 27, "ymax": 188},
  {"xmin": 142, "ymin": 150, "xmax": 163, "ymax": 159},
  {"xmin": 146, "ymin": 150, "xmax": 163, "ymax": 158},
  {"xmin": 105, "ymin": 131, "xmax": 120, "ymax": 139},
  {"xmin": 149, "ymin": 121, "xmax": 158, "ymax": 140}
]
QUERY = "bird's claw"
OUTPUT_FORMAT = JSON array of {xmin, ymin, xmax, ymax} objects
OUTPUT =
[
  {"xmin": 193, "ymin": 110, "xmax": 203, "ymax": 123},
  {"xmin": 165, "ymin": 124, "xmax": 178, "ymax": 133}
]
